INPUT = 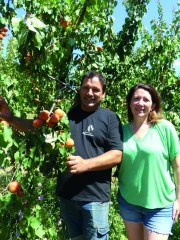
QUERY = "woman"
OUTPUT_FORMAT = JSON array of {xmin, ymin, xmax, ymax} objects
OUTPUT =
[{"xmin": 118, "ymin": 83, "xmax": 180, "ymax": 240}]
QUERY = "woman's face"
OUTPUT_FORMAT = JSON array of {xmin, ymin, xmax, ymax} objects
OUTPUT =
[{"xmin": 130, "ymin": 88, "xmax": 155, "ymax": 120}]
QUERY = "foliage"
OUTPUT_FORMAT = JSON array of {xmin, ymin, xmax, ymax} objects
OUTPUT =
[
  {"xmin": 0, "ymin": 0, "xmax": 180, "ymax": 239},
  {"xmin": 109, "ymin": 177, "xmax": 127, "ymax": 240}
]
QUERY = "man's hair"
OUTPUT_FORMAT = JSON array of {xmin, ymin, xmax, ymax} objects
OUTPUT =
[{"xmin": 81, "ymin": 71, "xmax": 106, "ymax": 92}]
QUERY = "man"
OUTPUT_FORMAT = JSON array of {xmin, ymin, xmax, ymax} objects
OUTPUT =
[{"xmin": 0, "ymin": 71, "xmax": 123, "ymax": 240}]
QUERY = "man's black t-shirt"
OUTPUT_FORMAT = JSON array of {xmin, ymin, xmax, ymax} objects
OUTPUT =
[{"xmin": 56, "ymin": 106, "xmax": 123, "ymax": 202}]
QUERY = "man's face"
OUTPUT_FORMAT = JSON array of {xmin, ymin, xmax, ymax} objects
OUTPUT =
[{"xmin": 80, "ymin": 76, "xmax": 105, "ymax": 112}]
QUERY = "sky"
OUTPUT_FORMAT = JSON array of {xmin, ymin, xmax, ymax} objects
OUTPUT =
[{"xmin": 2, "ymin": 0, "xmax": 180, "ymax": 74}]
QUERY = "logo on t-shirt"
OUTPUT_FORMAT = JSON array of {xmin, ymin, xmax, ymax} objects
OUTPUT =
[{"xmin": 83, "ymin": 125, "xmax": 94, "ymax": 136}]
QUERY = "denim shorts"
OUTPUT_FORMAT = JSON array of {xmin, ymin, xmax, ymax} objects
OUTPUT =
[
  {"xmin": 59, "ymin": 198, "xmax": 109, "ymax": 240},
  {"xmin": 117, "ymin": 191, "xmax": 174, "ymax": 235}
]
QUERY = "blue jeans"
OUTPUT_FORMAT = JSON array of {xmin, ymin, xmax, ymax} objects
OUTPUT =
[
  {"xmin": 117, "ymin": 190, "xmax": 174, "ymax": 235},
  {"xmin": 59, "ymin": 198, "xmax": 109, "ymax": 240}
]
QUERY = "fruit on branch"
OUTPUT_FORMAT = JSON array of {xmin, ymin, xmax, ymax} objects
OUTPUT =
[
  {"xmin": 46, "ymin": 118, "xmax": 55, "ymax": 128},
  {"xmin": 39, "ymin": 110, "xmax": 50, "ymax": 121},
  {"xmin": 50, "ymin": 113, "xmax": 59, "ymax": 123},
  {"xmin": 2, "ymin": 26, "xmax": 8, "ymax": 32},
  {"xmin": 9, "ymin": 181, "xmax": 21, "ymax": 193},
  {"xmin": 33, "ymin": 119, "xmax": 44, "ymax": 128},
  {"xmin": 26, "ymin": 51, "xmax": 31, "ymax": 57},
  {"xmin": 54, "ymin": 109, "xmax": 65, "ymax": 118},
  {"xmin": 34, "ymin": 87, "xmax": 39, "ymax": 92},
  {"xmin": 96, "ymin": 46, "xmax": 103, "ymax": 51},
  {"xmin": 34, "ymin": 98, "xmax": 40, "ymax": 102},
  {"xmin": 65, "ymin": 138, "xmax": 74, "ymax": 148},
  {"xmin": 59, "ymin": 18, "xmax": 71, "ymax": 29},
  {"xmin": 1, "ymin": 32, "xmax": 6, "ymax": 37},
  {"xmin": 0, "ymin": 120, "xmax": 9, "ymax": 126}
]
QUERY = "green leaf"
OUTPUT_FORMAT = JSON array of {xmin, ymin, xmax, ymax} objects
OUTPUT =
[
  {"xmin": 67, "ymin": 38, "xmax": 76, "ymax": 46},
  {"xmin": 59, "ymin": 146, "xmax": 66, "ymax": 155},
  {"xmin": 14, "ymin": 151, "xmax": 20, "ymax": 160},
  {"xmin": 49, "ymin": 228, "xmax": 57, "ymax": 237},
  {"xmin": 18, "ymin": 28, "xmax": 29, "ymax": 46},
  {"xmin": 0, "ymin": 133, "xmax": 7, "ymax": 148},
  {"xmin": 3, "ymin": 127, "xmax": 13, "ymax": 143},
  {"xmin": 34, "ymin": 33, "xmax": 43, "ymax": 49},
  {"xmin": 26, "ymin": 19, "xmax": 38, "ymax": 33},
  {"xmin": 0, "ymin": 76, "xmax": 12, "ymax": 87},
  {"xmin": 92, "ymin": 63, "xmax": 98, "ymax": 68},
  {"xmin": 30, "ymin": 218, "xmax": 41, "ymax": 230},
  {"xmin": 0, "ymin": 150, "xmax": 5, "ymax": 166},
  {"xmin": 11, "ymin": 17, "xmax": 22, "ymax": 32},
  {"xmin": 31, "ymin": 17, "xmax": 47, "ymax": 29},
  {"xmin": 35, "ymin": 226, "xmax": 46, "ymax": 238}
]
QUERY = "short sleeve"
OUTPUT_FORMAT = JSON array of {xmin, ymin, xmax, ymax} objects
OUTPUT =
[
  {"xmin": 157, "ymin": 120, "xmax": 180, "ymax": 161},
  {"xmin": 107, "ymin": 113, "xmax": 123, "ymax": 151}
]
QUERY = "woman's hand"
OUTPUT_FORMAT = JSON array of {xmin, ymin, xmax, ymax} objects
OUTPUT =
[{"xmin": 173, "ymin": 199, "xmax": 180, "ymax": 222}]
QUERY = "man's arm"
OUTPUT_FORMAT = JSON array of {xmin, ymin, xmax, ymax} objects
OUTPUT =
[
  {"xmin": 7, "ymin": 116, "xmax": 33, "ymax": 132},
  {"xmin": 0, "ymin": 96, "xmax": 33, "ymax": 132},
  {"xmin": 67, "ymin": 150, "xmax": 122, "ymax": 174}
]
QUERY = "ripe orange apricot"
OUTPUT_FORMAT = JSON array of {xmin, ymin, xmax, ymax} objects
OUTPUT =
[
  {"xmin": 34, "ymin": 87, "xmax": 39, "ymax": 92},
  {"xmin": 65, "ymin": 138, "xmax": 74, "ymax": 148},
  {"xmin": 9, "ymin": 181, "xmax": 21, "ymax": 193},
  {"xmin": 96, "ymin": 46, "xmax": 103, "ymax": 51},
  {"xmin": 50, "ymin": 113, "xmax": 60, "ymax": 123},
  {"xmin": 2, "ymin": 26, "xmax": 8, "ymax": 32},
  {"xmin": 54, "ymin": 109, "xmax": 65, "ymax": 118},
  {"xmin": 1, "ymin": 32, "xmax": 6, "ymax": 37},
  {"xmin": 34, "ymin": 98, "xmax": 40, "ymax": 102},
  {"xmin": 39, "ymin": 110, "xmax": 49, "ymax": 121},
  {"xmin": 27, "ymin": 51, "xmax": 31, "ymax": 57},
  {"xmin": 33, "ymin": 119, "xmax": 43, "ymax": 128},
  {"xmin": 0, "ymin": 120, "xmax": 9, "ymax": 126},
  {"xmin": 46, "ymin": 119, "xmax": 55, "ymax": 128},
  {"xmin": 59, "ymin": 18, "xmax": 71, "ymax": 29}
]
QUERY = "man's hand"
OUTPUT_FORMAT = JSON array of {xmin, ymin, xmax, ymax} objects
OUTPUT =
[
  {"xmin": 67, "ymin": 155, "xmax": 88, "ymax": 174},
  {"xmin": 0, "ymin": 96, "xmax": 12, "ymax": 122}
]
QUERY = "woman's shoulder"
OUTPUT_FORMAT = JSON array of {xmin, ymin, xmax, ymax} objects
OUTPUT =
[
  {"xmin": 155, "ymin": 119, "xmax": 178, "ymax": 136},
  {"xmin": 156, "ymin": 119, "xmax": 175, "ymax": 129}
]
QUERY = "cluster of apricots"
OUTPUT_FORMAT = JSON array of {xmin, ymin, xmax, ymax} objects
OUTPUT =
[
  {"xmin": 8, "ymin": 181, "xmax": 24, "ymax": 197},
  {"xmin": 0, "ymin": 26, "xmax": 8, "ymax": 40},
  {"xmin": 33, "ymin": 108, "xmax": 65, "ymax": 129},
  {"xmin": 33, "ymin": 108, "xmax": 74, "ymax": 148}
]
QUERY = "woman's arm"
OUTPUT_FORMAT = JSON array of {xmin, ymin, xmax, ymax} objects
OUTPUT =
[{"xmin": 172, "ymin": 154, "xmax": 180, "ymax": 222}]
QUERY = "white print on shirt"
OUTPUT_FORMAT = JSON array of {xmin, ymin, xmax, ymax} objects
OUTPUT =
[{"xmin": 83, "ymin": 125, "xmax": 94, "ymax": 136}]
